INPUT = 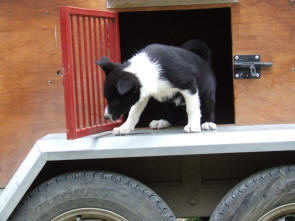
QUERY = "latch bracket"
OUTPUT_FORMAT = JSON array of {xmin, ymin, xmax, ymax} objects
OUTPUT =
[{"xmin": 233, "ymin": 55, "xmax": 272, "ymax": 79}]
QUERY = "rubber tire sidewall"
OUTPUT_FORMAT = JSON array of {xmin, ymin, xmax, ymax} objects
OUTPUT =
[
  {"xmin": 9, "ymin": 171, "xmax": 175, "ymax": 221},
  {"xmin": 210, "ymin": 166, "xmax": 295, "ymax": 221}
]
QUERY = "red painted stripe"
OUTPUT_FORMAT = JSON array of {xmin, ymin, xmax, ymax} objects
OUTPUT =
[
  {"xmin": 93, "ymin": 18, "xmax": 102, "ymax": 124},
  {"xmin": 88, "ymin": 16, "xmax": 97, "ymax": 125},
  {"xmin": 82, "ymin": 16, "xmax": 92, "ymax": 126},
  {"xmin": 67, "ymin": 6, "xmax": 118, "ymax": 18},
  {"xmin": 60, "ymin": 7, "xmax": 76, "ymax": 138},
  {"xmin": 76, "ymin": 15, "xmax": 86, "ymax": 128},
  {"xmin": 98, "ymin": 18, "xmax": 105, "ymax": 123},
  {"xmin": 102, "ymin": 18, "xmax": 109, "ymax": 124},
  {"xmin": 70, "ymin": 15, "xmax": 81, "ymax": 129}
]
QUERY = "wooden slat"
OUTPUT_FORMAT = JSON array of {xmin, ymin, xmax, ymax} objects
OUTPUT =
[
  {"xmin": 88, "ymin": 17, "xmax": 97, "ymax": 125},
  {"xmin": 107, "ymin": 0, "xmax": 238, "ymax": 8},
  {"xmin": 70, "ymin": 15, "xmax": 81, "ymax": 128},
  {"xmin": 82, "ymin": 16, "xmax": 92, "ymax": 126},
  {"xmin": 76, "ymin": 15, "xmax": 87, "ymax": 128}
]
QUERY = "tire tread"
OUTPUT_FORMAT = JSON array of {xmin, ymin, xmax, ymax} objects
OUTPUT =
[
  {"xmin": 9, "ymin": 171, "xmax": 175, "ymax": 221},
  {"xmin": 210, "ymin": 165, "xmax": 295, "ymax": 221}
]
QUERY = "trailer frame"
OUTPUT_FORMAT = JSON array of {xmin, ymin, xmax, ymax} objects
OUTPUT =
[{"xmin": 1, "ymin": 124, "xmax": 295, "ymax": 220}]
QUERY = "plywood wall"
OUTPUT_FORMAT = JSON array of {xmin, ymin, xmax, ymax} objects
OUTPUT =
[
  {"xmin": 0, "ymin": 0, "xmax": 294, "ymax": 188},
  {"xmin": 231, "ymin": 1, "xmax": 295, "ymax": 124},
  {"xmin": 0, "ymin": 0, "xmax": 107, "ymax": 188}
]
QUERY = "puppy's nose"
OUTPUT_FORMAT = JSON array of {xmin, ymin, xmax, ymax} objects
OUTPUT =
[
  {"xmin": 104, "ymin": 113, "xmax": 110, "ymax": 120},
  {"xmin": 104, "ymin": 106, "xmax": 110, "ymax": 120}
]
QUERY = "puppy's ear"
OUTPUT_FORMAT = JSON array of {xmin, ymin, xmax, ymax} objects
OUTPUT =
[
  {"xmin": 96, "ymin": 57, "xmax": 115, "ymax": 75},
  {"xmin": 116, "ymin": 76, "xmax": 135, "ymax": 96}
]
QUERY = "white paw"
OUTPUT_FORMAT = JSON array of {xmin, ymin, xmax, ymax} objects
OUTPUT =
[
  {"xmin": 201, "ymin": 122, "xmax": 217, "ymax": 131},
  {"xmin": 112, "ymin": 126, "xmax": 133, "ymax": 136},
  {"xmin": 149, "ymin": 119, "xmax": 171, "ymax": 129},
  {"xmin": 184, "ymin": 124, "xmax": 201, "ymax": 133}
]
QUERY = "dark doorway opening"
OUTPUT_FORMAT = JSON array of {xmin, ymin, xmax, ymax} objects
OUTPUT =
[{"xmin": 119, "ymin": 8, "xmax": 234, "ymax": 125}]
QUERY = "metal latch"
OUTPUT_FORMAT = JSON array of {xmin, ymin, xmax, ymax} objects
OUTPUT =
[{"xmin": 234, "ymin": 55, "xmax": 273, "ymax": 79}]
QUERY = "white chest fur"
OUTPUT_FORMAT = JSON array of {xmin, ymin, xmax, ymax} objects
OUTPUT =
[
  {"xmin": 124, "ymin": 52, "xmax": 179, "ymax": 101},
  {"xmin": 150, "ymin": 81, "xmax": 179, "ymax": 102}
]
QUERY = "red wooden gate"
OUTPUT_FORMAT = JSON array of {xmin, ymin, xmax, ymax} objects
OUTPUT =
[{"xmin": 60, "ymin": 6, "xmax": 123, "ymax": 139}]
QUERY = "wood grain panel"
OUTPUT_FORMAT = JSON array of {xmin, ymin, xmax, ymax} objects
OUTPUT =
[
  {"xmin": 231, "ymin": 0, "xmax": 295, "ymax": 124},
  {"xmin": 0, "ymin": 0, "xmax": 107, "ymax": 188}
]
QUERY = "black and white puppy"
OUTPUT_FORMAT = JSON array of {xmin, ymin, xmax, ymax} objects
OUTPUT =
[{"xmin": 96, "ymin": 39, "xmax": 217, "ymax": 135}]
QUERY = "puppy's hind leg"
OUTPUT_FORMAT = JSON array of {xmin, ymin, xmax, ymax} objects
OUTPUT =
[
  {"xmin": 181, "ymin": 91, "xmax": 202, "ymax": 133},
  {"xmin": 201, "ymin": 90, "xmax": 217, "ymax": 131},
  {"xmin": 149, "ymin": 119, "xmax": 171, "ymax": 130}
]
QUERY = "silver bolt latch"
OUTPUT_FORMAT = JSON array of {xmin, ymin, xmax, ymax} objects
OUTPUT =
[{"xmin": 234, "ymin": 55, "xmax": 272, "ymax": 79}]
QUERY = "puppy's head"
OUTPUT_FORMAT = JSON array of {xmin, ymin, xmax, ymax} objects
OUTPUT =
[{"xmin": 96, "ymin": 57, "xmax": 141, "ymax": 121}]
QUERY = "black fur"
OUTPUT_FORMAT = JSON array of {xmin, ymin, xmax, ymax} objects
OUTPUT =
[
  {"xmin": 142, "ymin": 40, "xmax": 216, "ymax": 124},
  {"xmin": 97, "ymin": 39, "xmax": 216, "ymax": 126},
  {"xmin": 97, "ymin": 58, "xmax": 141, "ymax": 120}
]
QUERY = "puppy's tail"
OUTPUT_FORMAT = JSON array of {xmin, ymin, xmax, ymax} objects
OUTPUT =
[{"xmin": 181, "ymin": 39, "xmax": 212, "ymax": 65}]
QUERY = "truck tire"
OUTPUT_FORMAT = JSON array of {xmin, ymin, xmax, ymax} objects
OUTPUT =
[
  {"xmin": 210, "ymin": 165, "xmax": 295, "ymax": 221},
  {"xmin": 9, "ymin": 171, "xmax": 176, "ymax": 221}
]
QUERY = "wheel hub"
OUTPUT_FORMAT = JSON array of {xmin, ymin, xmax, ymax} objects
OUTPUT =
[
  {"xmin": 257, "ymin": 203, "xmax": 295, "ymax": 221},
  {"xmin": 51, "ymin": 208, "xmax": 128, "ymax": 221}
]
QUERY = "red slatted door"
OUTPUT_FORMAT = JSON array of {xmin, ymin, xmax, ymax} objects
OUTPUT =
[{"xmin": 60, "ymin": 6, "xmax": 123, "ymax": 139}]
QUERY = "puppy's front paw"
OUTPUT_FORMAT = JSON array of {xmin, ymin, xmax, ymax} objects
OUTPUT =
[
  {"xmin": 112, "ymin": 126, "xmax": 133, "ymax": 136},
  {"xmin": 149, "ymin": 119, "xmax": 171, "ymax": 130},
  {"xmin": 201, "ymin": 122, "xmax": 217, "ymax": 131},
  {"xmin": 184, "ymin": 124, "xmax": 201, "ymax": 133}
]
